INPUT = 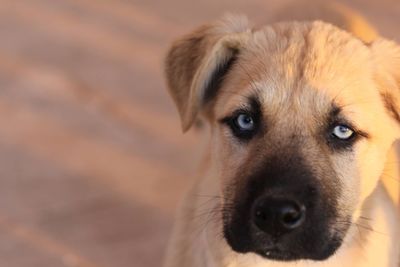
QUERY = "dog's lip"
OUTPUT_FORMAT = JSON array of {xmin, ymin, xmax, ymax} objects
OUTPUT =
[{"xmin": 257, "ymin": 247, "xmax": 297, "ymax": 260}]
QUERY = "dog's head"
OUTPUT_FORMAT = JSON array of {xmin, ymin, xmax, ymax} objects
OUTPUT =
[{"xmin": 165, "ymin": 16, "xmax": 400, "ymax": 261}]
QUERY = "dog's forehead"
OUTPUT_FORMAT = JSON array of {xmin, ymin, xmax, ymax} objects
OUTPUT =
[{"xmin": 217, "ymin": 21, "xmax": 377, "ymax": 122}]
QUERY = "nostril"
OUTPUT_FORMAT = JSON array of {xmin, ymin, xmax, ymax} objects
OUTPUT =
[{"xmin": 280, "ymin": 204, "xmax": 305, "ymax": 229}]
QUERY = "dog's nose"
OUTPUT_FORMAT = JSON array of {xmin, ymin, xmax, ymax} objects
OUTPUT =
[{"xmin": 253, "ymin": 197, "xmax": 305, "ymax": 235}]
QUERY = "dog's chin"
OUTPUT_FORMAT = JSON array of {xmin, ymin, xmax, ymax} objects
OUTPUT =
[
  {"xmin": 224, "ymin": 225, "xmax": 344, "ymax": 262},
  {"xmin": 254, "ymin": 236, "xmax": 343, "ymax": 261}
]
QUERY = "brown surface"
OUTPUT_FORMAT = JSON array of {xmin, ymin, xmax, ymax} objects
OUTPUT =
[{"xmin": 0, "ymin": 0, "xmax": 399, "ymax": 267}]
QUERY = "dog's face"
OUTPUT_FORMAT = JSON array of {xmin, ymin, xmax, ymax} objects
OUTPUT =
[{"xmin": 165, "ymin": 17, "xmax": 400, "ymax": 262}]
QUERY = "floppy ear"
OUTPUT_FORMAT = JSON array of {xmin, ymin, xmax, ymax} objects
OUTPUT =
[
  {"xmin": 370, "ymin": 38, "xmax": 400, "ymax": 132},
  {"xmin": 164, "ymin": 15, "xmax": 251, "ymax": 132}
]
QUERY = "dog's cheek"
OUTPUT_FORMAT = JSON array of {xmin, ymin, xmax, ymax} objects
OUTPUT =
[
  {"xmin": 212, "ymin": 127, "xmax": 248, "ymax": 198},
  {"xmin": 355, "ymin": 139, "xmax": 391, "ymax": 204},
  {"xmin": 329, "ymin": 151, "xmax": 360, "ymax": 219},
  {"xmin": 326, "ymin": 140, "xmax": 387, "ymax": 220}
]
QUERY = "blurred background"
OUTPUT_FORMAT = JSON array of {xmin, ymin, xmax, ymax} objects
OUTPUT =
[{"xmin": 0, "ymin": 0, "xmax": 399, "ymax": 267}]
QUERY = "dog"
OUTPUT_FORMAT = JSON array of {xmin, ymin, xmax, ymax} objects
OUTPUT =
[{"xmin": 163, "ymin": 2, "xmax": 400, "ymax": 267}]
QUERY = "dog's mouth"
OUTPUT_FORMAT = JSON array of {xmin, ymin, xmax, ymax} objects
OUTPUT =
[
  {"xmin": 224, "ymin": 220, "xmax": 346, "ymax": 261},
  {"xmin": 257, "ymin": 232, "xmax": 344, "ymax": 261},
  {"xmin": 224, "ymin": 217, "xmax": 347, "ymax": 261}
]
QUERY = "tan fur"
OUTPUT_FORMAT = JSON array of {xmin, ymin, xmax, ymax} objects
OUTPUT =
[{"xmin": 164, "ymin": 3, "xmax": 400, "ymax": 267}]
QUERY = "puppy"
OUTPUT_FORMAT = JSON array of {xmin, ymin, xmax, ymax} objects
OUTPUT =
[{"xmin": 163, "ymin": 3, "xmax": 400, "ymax": 267}]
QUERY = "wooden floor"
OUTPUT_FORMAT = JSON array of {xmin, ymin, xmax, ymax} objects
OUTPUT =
[{"xmin": 0, "ymin": 0, "xmax": 398, "ymax": 266}]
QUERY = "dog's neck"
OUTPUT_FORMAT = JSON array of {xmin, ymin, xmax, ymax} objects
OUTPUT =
[{"xmin": 200, "ymin": 182, "xmax": 399, "ymax": 267}]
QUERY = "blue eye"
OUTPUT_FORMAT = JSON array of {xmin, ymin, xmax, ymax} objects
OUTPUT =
[
  {"xmin": 235, "ymin": 113, "xmax": 255, "ymax": 131},
  {"xmin": 223, "ymin": 112, "xmax": 258, "ymax": 140},
  {"xmin": 332, "ymin": 125, "xmax": 354, "ymax": 140}
]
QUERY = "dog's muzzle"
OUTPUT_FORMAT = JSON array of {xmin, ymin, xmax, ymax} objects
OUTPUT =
[{"xmin": 222, "ymin": 153, "xmax": 348, "ymax": 261}]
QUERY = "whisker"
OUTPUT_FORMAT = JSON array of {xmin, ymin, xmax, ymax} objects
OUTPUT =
[
  {"xmin": 354, "ymin": 223, "xmax": 389, "ymax": 237},
  {"xmin": 359, "ymin": 216, "xmax": 373, "ymax": 221}
]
